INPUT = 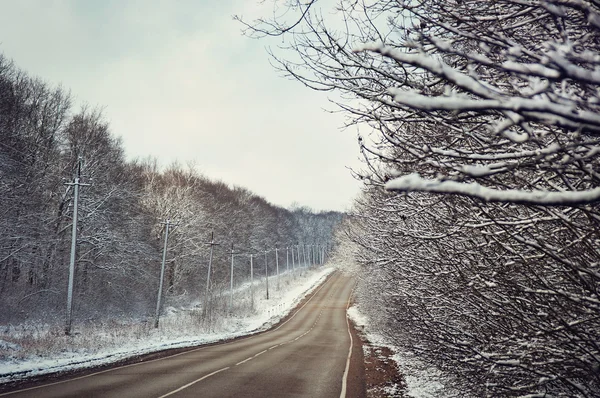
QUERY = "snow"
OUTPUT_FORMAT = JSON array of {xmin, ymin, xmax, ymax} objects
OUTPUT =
[
  {"xmin": 385, "ymin": 173, "xmax": 600, "ymax": 206},
  {"xmin": 501, "ymin": 60, "xmax": 560, "ymax": 79},
  {"xmin": 0, "ymin": 341, "xmax": 20, "ymax": 352},
  {"xmin": 501, "ymin": 129, "xmax": 529, "ymax": 143},
  {"xmin": 387, "ymin": 87, "xmax": 600, "ymax": 130},
  {"xmin": 588, "ymin": 11, "xmax": 600, "ymax": 29},
  {"xmin": 431, "ymin": 142, "xmax": 562, "ymax": 161},
  {"xmin": 460, "ymin": 164, "xmax": 494, "ymax": 177},
  {"xmin": 356, "ymin": 41, "xmax": 600, "ymax": 134},
  {"xmin": 0, "ymin": 267, "xmax": 333, "ymax": 384},
  {"xmin": 354, "ymin": 42, "xmax": 496, "ymax": 99},
  {"xmin": 347, "ymin": 304, "xmax": 459, "ymax": 398},
  {"xmin": 547, "ymin": 46, "xmax": 600, "ymax": 85}
]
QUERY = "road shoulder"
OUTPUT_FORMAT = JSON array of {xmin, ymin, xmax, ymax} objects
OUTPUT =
[{"xmin": 352, "ymin": 320, "xmax": 408, "ymax": 398}]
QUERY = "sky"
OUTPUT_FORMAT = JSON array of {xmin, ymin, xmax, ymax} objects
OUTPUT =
[{"xmin": 0, "ymin": 0, "xmax": 364, "ymax": 212}]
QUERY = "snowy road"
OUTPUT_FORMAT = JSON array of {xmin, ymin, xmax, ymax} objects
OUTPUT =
[{"xmin": 1, "ymin": 272, "xmax": 359, "ymax": 398}]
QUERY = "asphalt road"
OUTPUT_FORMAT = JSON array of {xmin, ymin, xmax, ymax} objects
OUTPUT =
[{"xmin": 2, "ymin": 272, "xmax": 360, "ymax": 398}]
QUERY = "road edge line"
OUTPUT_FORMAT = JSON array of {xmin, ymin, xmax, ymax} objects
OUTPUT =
[{"xmin": 340, "ymin": 279, "xmax": 357, "ymax": 398}]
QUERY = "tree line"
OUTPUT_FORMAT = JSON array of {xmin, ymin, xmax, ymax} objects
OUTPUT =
[
  {"xmin": 243, "ymin": 0, "xmax": 600, "ymax": 396},
  {"xmin": 0, "ymin": 53, "xmax": 342, "ymax": 326}
]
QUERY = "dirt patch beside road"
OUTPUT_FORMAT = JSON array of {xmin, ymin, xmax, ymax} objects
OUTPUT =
[{"xmin": 352, "ymin": 320, "xmax": 408, "ymax": 398}]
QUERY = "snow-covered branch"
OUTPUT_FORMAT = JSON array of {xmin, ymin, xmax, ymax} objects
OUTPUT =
[
  {"xmin": 386, "ymin": 173, "xmax": 600, "ymax": 206},
  {"xmin": 243, "ymin": 0, "xmax": 600, "ymax": 395}
]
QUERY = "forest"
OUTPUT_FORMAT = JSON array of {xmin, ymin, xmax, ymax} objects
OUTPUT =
[
  {"xmin": 4, "ymin": 0, "xmax": 600, "ymax": 395},
  {"xmin": 244, "ymin": 0, "xmax": 600, "ymax": 397},
  {"xmin": 0, "ymin": 52, "xmax": 342, "ymax": 330}
]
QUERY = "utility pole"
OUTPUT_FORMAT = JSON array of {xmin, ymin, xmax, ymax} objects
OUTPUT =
[
  {"xmin": 302, "ymin": 244, "xmax": 307, "ymax": 268},
  {"xmin": 318, "ymin": 244, "xmax": 321, "ymax": 265},
  {"xmin": 275, "ymin": 246, "xmax": 280, "ymax": 290},
  {"xmin": 286, "ymin": 247, "xmax": 289, "ymax": 274},
  {"xmin": 230, "ymin": 243, "xmax": 235, "ymax": 310},
  {"xmin": 264, "ymin": 247, "xmax": 269, "ymax": 300},
  {"xmin": 154, "ymin": 219, "xmax": 178, "ymax": 328},
  {"xmin": 291, "ymin": 245, "xmax": 296, "ymax": 272},
  {"xmin": 319, "ymin": 243, "xmax": 324, "ymax": 265},
  {"xmin": 64, "ymin": 157, "xmax": 89, "ymax": 336},
  {"xmin": 250, "ymin": 253, "xmax": 254, "ymax": 309},
  {"xmin": 203, "ymin": 232, "xmax": 219, "ymax": 318}
]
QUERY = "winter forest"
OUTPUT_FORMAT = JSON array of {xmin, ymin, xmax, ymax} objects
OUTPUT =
[
  {"xmin": 2, "ymin": 0, "xmax": 600, "ymax": 397},
  {"xmin": 0, "ymin": 51, "xmax": 342, "ymax": 330},
  {"xmin": 242, "ymin": 0, "xmax": 600, "ymax": 397}
]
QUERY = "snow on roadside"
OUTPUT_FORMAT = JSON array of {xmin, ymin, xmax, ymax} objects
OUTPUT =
[
  {"xmin": 0, "ymin": 267, "xmax": 333, "ymax": 384},
  {"xmin": 347, "ymin": 304, "xmax": 459, "ymax": 398}
]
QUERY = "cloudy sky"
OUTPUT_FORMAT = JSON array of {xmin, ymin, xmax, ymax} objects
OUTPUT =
[{"xmin": 0, "ymin": 0, "xmax": 364, "ymax": 211}]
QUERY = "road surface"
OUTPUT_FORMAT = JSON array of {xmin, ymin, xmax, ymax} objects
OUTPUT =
[{"xmin": 1, "ymin": 272, "xmax": 360, "ymax": 398}]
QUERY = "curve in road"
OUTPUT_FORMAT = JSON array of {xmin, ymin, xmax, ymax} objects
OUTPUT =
[{"xmin": 2, "ymin": 271, "xmax": 359, "ymax": 398}]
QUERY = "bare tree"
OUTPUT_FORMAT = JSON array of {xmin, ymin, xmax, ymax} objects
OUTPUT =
[{"xmin": 240, "ymin": 1, "xmax": 600, "ymax": 396}]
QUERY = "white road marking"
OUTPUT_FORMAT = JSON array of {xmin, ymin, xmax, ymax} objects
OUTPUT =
[
  {"xmin": 235, "ymin": 357, "xmax": 253, "ymax": 366},
  {"xmin": 340, "ymin": 281, "xmax": 357, "ymax": 398},
  {"xmin": 253, "ymin": 350, "xmax": 267, "ymax": 358},
  {"xmin": 157, "ymin": 367, "xmax": 230, "ymax": 398}
]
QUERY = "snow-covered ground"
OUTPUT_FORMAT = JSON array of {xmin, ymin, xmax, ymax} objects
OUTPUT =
[
  {"xmin": 348, "ymin": 304, "xmax": 460, "ymax": 398},
  {"xmin": 0, "ymin": 267, "xmax": 333, "ymax": 384}
]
